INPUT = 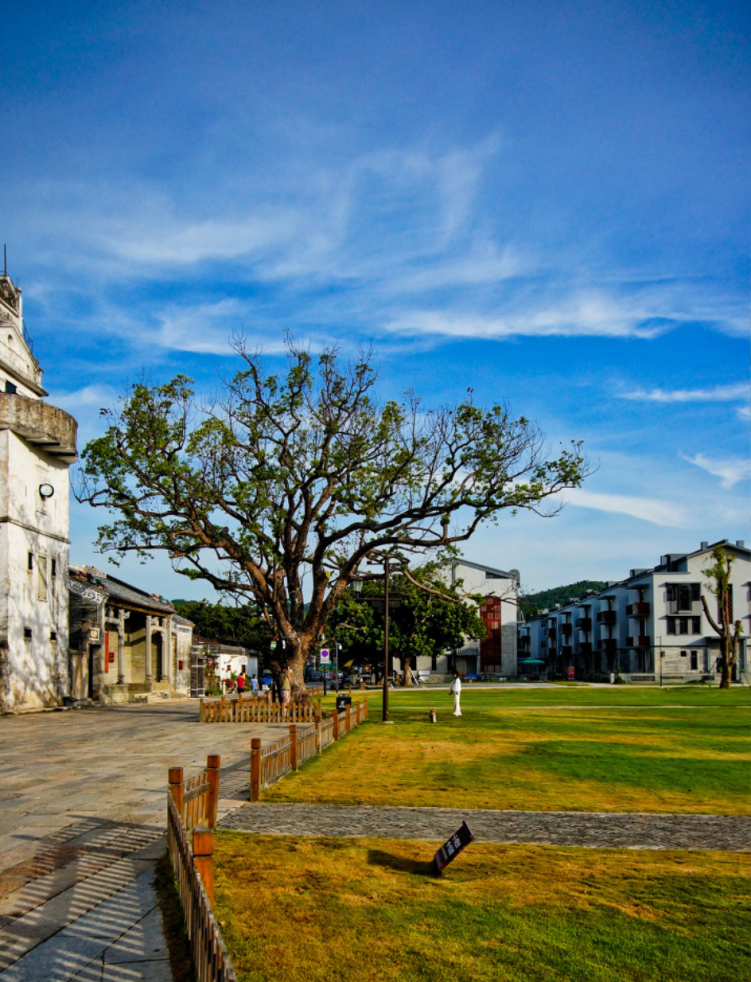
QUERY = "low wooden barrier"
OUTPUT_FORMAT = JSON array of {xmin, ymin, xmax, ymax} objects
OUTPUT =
[
  {"xmin": 199, "ymin": 694, "xmax": 322, "ymax": 724},
  {"xmin": 250, "ymin": 698, "xmax": 368, "ymax": 801},
  {"xmin": 167, "ymin": 756, "xmax": 237, "ymax": 982}
]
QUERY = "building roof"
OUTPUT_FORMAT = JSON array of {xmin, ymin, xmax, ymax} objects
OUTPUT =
[
  {"xmin": 453, "ymin": 558, "xmax": 518, "ymax": 580},
  {"xmin": 68, "ymin": 565, "xmax": 176, "ymax": 615}
]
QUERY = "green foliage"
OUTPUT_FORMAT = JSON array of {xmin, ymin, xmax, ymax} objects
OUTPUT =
[
  {"xmin": 329, "ymin": 562, "xmax": 487, "ymax": 668},
  {"xmin": 79, "ymin": 342, "xmax": 587, "ymax": 672},
  {"xmin": 520, "ymin": 579, "xmax": 606, "ymax": 618},
  {"xmin": 172, "ymin": 599, "xmax": 272, "ymax": 650}
]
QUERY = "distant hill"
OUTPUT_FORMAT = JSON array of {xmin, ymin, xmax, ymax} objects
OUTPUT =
[{"xmin": 520, "ymin": 580, "xmax": 606, "ymax": 618}]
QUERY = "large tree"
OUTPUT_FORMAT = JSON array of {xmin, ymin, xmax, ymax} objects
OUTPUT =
[
  {"xmin": 78, "ymin": 342, "xmax": 587, "ymax": 698},
  {"xmin": 702, "ymin": 545, "xmax": 744, "ymax": 689}
]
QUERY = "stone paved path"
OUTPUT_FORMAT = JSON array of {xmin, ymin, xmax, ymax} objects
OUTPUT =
[
  {"xmin": 0, "ymin": 702, "xmax": 283, "ymax": 981},
  {"xmin": 220, "ymin": 803, "xmax": 751, "ymax": 852}
]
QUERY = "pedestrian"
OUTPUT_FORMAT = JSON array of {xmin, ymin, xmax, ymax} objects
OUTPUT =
[
  {"xmin": 450, "ymin": 671, "xmax": 462, "ymax": 717},
  {"xmin": 250, "ymin": 673, "xmax": 259, "ymax": 696},
  {"xmin": 236, "ymin": 667, "xmax": 246, "ymax": 695},
  {"xmin": 280, "ymin": 666, "xmax": 292, "ymax": 718}
]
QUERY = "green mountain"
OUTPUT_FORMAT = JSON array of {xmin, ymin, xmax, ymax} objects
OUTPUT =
[{"xmin": 520, "ymin": 580, "xmax": 606, "ymax": 618}]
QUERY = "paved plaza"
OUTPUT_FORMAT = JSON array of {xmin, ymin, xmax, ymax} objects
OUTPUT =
[{"xmin": 0, "ymin": 701, "xmax": 278, "ymax": 981}]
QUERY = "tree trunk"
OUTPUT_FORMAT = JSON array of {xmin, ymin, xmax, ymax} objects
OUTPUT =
[{"xmin": 289, "ymin": 636, "xmax": 312, "ymax": 704}]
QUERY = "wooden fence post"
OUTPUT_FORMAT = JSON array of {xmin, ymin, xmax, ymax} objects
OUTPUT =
[
  {"xmin": 206, "ymin": 754, "xmax": 220, "ymax": 828},
  {"xmin": 169, "ymin": 766, "xmax": 184, "ymax": 815},
  {"xmin": 364, "ymin": 696, "xmax": 368, "ymax": 719},
  {"xmin": 290, "ymin": 725, "xmax": 298, "ymax": 770},
  {"xmin": 198, "ymin": 699, "xmax": 205, "ymax": 722},
  {"xmin": 251, "ymin": 738, "xmax": 262, "ymax": 802},
  {"xmin": 315, "ymin": 715, "xmax": 321, "ymax": 754},
  {"xmin": 356, "ymin": 700, "xmax": 361, "ymax": 725},
  {"xmin": 192, "ymin": 828, "xmax": 215, "ymax": 905},
  {"xmin": 346, "ymin": 703, "xmax": 351, "ymax": 733},
  {"xmin": 332, "ymin": 709, "xmax": 339, "ymax": 741}
]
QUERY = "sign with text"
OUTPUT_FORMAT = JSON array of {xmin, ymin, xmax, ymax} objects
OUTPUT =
[
  {"xmin": 320, "ymin": 649, "xmax": 330, "ymax": 663},
  {"xmin": 433, "ymin": 821, "xmax": 475, "ymax": 874},
  {"xmin": 567, "ymin": 666, "xmax": 575, "ymax": 680}
]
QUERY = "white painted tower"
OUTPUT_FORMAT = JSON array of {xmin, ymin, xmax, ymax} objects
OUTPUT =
[{"xmin": 0, "ymin": 273, "xmax": 78, "ymax": 712}]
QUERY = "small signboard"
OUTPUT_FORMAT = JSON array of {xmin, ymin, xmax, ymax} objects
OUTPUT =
[
  {"xmin": 320, "ymin": 649, "xmax": 330, "ymax": 663},
  {"xmin": 270, "ymin": 640, "xmax": 277, "ymax": 650},
  {"xmin": 567, "ymin": 666, "xmax": 575, "ymax": 680},
  {"xmin": 433, "ymin": 821, "xmax": 475, "ymax": 874}
]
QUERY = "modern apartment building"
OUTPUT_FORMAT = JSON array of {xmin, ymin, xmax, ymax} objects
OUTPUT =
[{"xmin": 518, "ymin": 540, "xmax": 750, "ymax": 681}]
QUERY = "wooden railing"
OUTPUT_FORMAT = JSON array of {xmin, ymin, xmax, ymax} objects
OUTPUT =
[
  {"xmin": 250, "ymin": 698, "xmax": 368, "ymax": 801},
  {"xmin": 167, "ymin": 756, "xmax": 237, "ymax": 982},
  {"xmin": 199, "ymin": 694, "xmax": 321, "ymax": 723}
]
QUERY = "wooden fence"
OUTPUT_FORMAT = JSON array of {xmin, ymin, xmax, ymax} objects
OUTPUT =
[
  {"xmin": 250, "ymin": 698, "xmax": 368, "ymax": 800},
  {"xmin": 167, "ymin": 756, "xmax": 237, "ymax": 982},
  {"xmin": 199, "ymin": 694, "xmax": 321, "ymax": 724}
]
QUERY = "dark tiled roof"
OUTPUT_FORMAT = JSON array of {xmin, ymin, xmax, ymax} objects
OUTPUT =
[{"xmin": 68, "ymin": 566, "xmax": 175, "ymax": 614}]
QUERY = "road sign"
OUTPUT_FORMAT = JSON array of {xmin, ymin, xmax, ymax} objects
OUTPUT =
[{"xmin": 320, "ymin": 649, "xmax": 330, "ymax": 663}]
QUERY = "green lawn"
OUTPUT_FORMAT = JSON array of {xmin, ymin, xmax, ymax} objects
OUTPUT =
[
  {"xmin": 265, "ymin": 686, "xmax": 751, "ymax": 813},
  {"xmin": 214, "ymin": 833, "xmax": 751, "ymax": 982}
]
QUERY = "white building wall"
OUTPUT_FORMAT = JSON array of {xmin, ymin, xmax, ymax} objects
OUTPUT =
[{"xmin": 0, "ymin": 275, "xmax": 77, "ymax": 712}]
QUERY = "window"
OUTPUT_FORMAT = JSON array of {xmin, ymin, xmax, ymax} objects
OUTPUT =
[
  {"xmin": 667, "ymin": 583, "xmax": 700, "ymax": 609},
  {"xmin": 703, "ymin": 649, "xmax": 709, "ymax": 672},
  {"xmin": 4, "ymin": 380, "xmax": 16, "ymax": 394},
  {"xmin": 27, "ymin": 552, "xmax": 34, "ymax": 571},
  {"xmin": 37, "ymin": 555, "xmax": 48, "ymax": 602},
  {"xmin": 690, "ymin": 651, "xmax": 698, "ymax": 670},
  {"xmin": 431, "ymin": 653, "xmax": 437, "ymax": 671},
  {"xmin": 51, "ymin": 558, "xmax": 57, "ymax": 578},
  {"xmin": 667, "ymin": 617, "xmax": 700, "ymax": 636},
  {"xmin": 24, "ymin": 627, "xmax": 32, "ymax": 641},
  {"xmin": 50, "ymin": 631, "xmax": 57, "ymax": 642},
  {"xmin": 680, "ymin": 650, "xmax": 687, "ymax": 658}
]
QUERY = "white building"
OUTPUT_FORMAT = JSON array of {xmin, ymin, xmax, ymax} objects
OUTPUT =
[
  {"xmin": 392, "ymin": 558, "xmax": 519, "ymax": 680},
  {"xmin": 0, "ymin": 274, "xmax": 78, "ymax": 713},
  {"xmin": 518, "ymin": 540, "xmax": 750, "ymax": 681}
]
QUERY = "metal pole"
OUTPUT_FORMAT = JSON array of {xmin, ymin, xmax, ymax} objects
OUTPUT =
[{"xmin": 383, "ymin": 555, "xmax": 390, "ymax": 722}]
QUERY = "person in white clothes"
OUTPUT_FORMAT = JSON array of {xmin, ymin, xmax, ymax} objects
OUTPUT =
[{"xmin": 450, "ymin": 671, "xmax": 462, "ymax": 716}]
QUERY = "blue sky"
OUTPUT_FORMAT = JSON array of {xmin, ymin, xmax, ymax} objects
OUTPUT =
[{"xmin": 4, "ymin": 0, "xmax": 749, "ymax": 596}]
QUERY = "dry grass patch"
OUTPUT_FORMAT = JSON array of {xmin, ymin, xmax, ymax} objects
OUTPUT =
[{"xmin": 214, "ymin": 832, "xmax": 751, "ymax": 982}]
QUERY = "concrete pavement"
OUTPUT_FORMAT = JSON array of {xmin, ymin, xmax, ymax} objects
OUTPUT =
[{"xmin": 0, "ymin": 701, "xmax": 284, "ymax": 980}]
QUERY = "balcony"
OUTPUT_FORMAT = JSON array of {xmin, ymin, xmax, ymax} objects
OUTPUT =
[
  {"xmin": 627, "ymin": 635, "xmax": 651, "ymax": 648},
  {"xmin": 596, "ymin": 610, "xmax": 617, "ymax": 625},
  {"xmin": 580, "ymin": 642, "xmax": 592, "ymax": 655},
  {"xmin": 600, "ymin": 638, "xmax": 618, "ymax": 653},
  {"xmin": 627, "ymin": 602, "xmax": 650, "ymax": 617},
  {"xmin": 575, "ymin": 617, "xmax": 592, "ymax": 632},
  {"xmin": 561, "ymin": 645, "xmax": 573, "ymax": 657},
  {"xmin": 560, "ymin": 623, "xmax": 572, "ymax": 636},
  {"xmin": 518, "ymin": 636, "xmax": 530, "ymax": 650},
  {"xmin": 547, "ymin": 628, "xmax": 557, "ymax": 639}
]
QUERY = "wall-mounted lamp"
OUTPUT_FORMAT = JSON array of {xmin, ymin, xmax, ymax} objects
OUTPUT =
[{"xmin": 39, "ymin": 483, "xmax": 55, "ymax": 499}]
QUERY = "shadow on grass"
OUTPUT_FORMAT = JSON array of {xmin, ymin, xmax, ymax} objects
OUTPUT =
[{"xmin": 367, "ymin": 848, "xmax": 437, "ymax": 877}]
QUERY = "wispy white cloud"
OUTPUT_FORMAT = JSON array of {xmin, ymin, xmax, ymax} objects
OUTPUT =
[
  {"xmin": 620, "ymin": 382, "xmax": 749, "ymax": 403},
  {"xmin": 681, "ymin": 452, "xmax": 751, "ymax": 489},
  {"xmin": 386, "ymin": 291, "xmax": 673, "ymax": 341},
  {"xmin": 47, "ymin": 384, "xmax": 119, "ymax": 412},
  {"xmin": 736, "ymin": 405, "xmax": 751, "ymax": 421},
  {"xmin": 562, "ymin": 489, "xmax": 689, "ymax": 527}
]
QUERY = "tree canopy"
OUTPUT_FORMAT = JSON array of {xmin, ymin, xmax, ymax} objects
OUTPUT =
[
  {"xmin": 171, "ymin": 599, "xmax": 272, "ymax": 652},
  {"xmin": 329, "ymin": 561, "xmax": 487, "ymax": 678},
  {"xmin": 78, "ymin": 341, "xmax": 587, "ymax": 694}
]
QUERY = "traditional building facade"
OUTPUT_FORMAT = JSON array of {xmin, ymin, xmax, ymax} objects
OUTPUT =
[
  {"xmin": 0, "ymin": 274, "xmax": 78, "ymax": 712},
  {"xmin": 518, "ymin": 540, "xmax": 750, "ymax": 681},
  {"xmin": 68, "ymin": 565, "xmax": 192, "ymax": 703}
]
